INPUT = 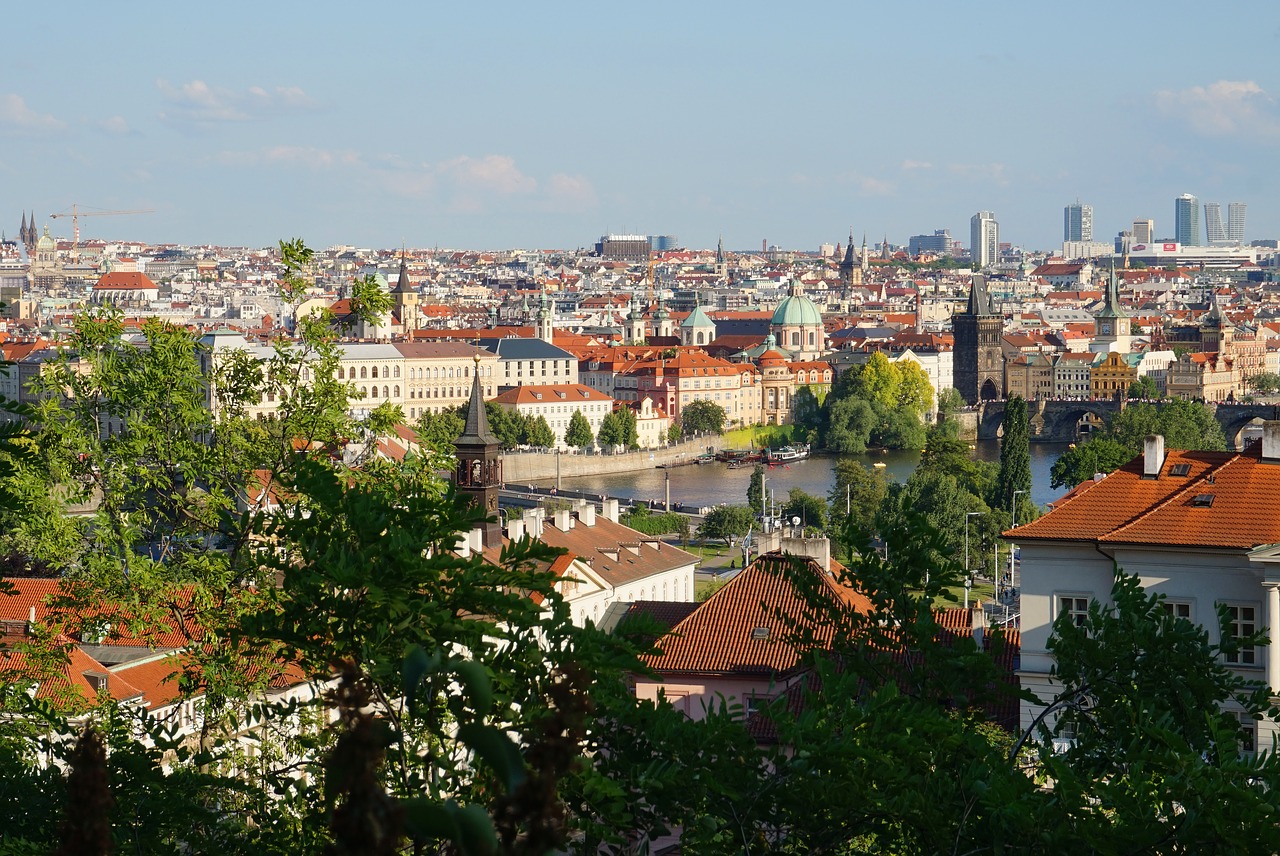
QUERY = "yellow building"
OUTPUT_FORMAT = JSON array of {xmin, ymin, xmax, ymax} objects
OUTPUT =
[{"xmin": 1089, "ymin": 352, "xmax": 1136, "ymax": 400}]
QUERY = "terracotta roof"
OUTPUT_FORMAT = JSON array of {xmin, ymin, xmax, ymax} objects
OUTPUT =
[
  {"xmin": 93, "ymin": 271, "xmax": 158, "ymax": 291},
  {"xmin": 1009, "ymin": 444, "xmax": 1280, "ymax": 549},
  {"xmin": 641, "ymin": 552, "xmax": 871, "ymax": 676},
  {"xmin": 489, "ymin": 383, "xmax": 612, "ymax": 405},
  {"xmin": 536, "ymin": 516, "xmax": 698, "ymax": 588}
]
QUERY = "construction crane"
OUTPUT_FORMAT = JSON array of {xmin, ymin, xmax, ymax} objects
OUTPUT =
[{"xmin": 49, "ymin": 204, "xmax": 155, "ymax": 258}]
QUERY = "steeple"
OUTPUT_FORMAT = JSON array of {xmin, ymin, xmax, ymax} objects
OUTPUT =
[
  {"xmin": 1095, "ymin": 260, "xmax": 1128, "ymax": 319},
  {"xmin": 536, "ymin": 285, "xmax": 553, "ymax": 342},
  {"xmin": 715, "ymin": 235, "xmax": 725, "ymax": 265},
  {"xmin": 860, "ymin": 234, "xmax": 870, "ymax": 273},
  {"xmin": 966, "ymin": 274, "xmax": 993, "ymax": 316},
  {"xmin": 454, "ymin": 355, "xmax": 502, "ymax": 546}
]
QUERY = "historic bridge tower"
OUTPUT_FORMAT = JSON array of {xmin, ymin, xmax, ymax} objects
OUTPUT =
[{"xmin": 953, "ymin": 275, "xmax": 1004, "ymax": 404}]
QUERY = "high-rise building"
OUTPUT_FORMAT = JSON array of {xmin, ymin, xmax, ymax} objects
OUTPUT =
[
  {"xmin": 1227, "ymin": 203, "xmax": 1247, "ymax": 244},
  {"xmin": 1064, "ymin": 201, "xmax": 1093, "ymax": 242},
  {"xmin": 1132, "ymin": 219, "xmax": 1154, "ymax": 244},
  {"xmin": 1204, "ymin": 202, "xmax": 1226, "ymax": 244},
  {"xmin": 907, "ymin": 229, "xmax": 952, "ymax": 256},
  {"xmin": 970, "ymin": 211, "xmax": 999, "ymax": 269},
  {"xmin": 1175, "ymin": 194, "xmax": 1201, "ymax": 246}
]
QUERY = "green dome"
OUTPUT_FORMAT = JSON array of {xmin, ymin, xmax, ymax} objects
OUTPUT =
[{"xmin": 770, "ymin": 293, "xmax": 822, "ymax": 327}]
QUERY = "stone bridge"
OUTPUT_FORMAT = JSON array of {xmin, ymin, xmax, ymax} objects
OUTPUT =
[{"xmin": 977, "ymin": 399, "xmax": 1280, "ymax": 449}]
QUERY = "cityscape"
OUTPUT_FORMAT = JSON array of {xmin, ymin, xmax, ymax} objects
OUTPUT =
[{"xmin": 4, "ymin": 2, "xmax": 1280, "ymax": 852}]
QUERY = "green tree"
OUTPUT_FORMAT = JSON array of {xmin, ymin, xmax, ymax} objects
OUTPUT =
[
  {"xmin": 484, "ymin": 402, "xmax": 526, "ymax": 450},
  {"xmin": 1127, "ymin": 374, "xmax": 1159, "ymax": 400},
  {"xmin": 597, "ymin": 410, "xmax": 626, "ymax": 448},
  {"xmin": 992, "ymin": 395, "xmax": 1034, "ymax": 521},
  {"xmin": 565, "ymin": 409, "xmax": 594, "ymax": 450},
  {"xmin": 1250, "ymin": 372, "xmax": 1280, "ymax": 395},
  {"xmin": 747, "ymin": 464, "xmax": 766, "ymax": 516},
  {"xmin": 823, "ymin": 396, "xmax": 876, "ymax": 454},
  {"xmin": 665, "ymin": 423, "xmax": 681, "ymax": 445},
  {"xmin": 695, "ymin": 504, "xmax": 754, "ymax": 546},
  {"xmin": 525, "ymin": 414, "xmax": 556, "ymax": 448},
  {"xmin": 781, "ymin": 487, "xmax": 827, "ymax": 533},
  {"xmin": 828, "ymin": 459, "xmax": 889, "ymax": 541},
  {"xmin": 1049, "ymin": 437, "xmax": 1134, "ymax": 489},
  {"xmin": 936, "ymin": 386, "xmax": 965, "ymax": 418},
  {"xmin": 680, "ymin": 400, "xmax": 726, "ymax": 436},
  {"xmin": 414, "ymin": 406, "xmax": 465, "ymax": 455}
]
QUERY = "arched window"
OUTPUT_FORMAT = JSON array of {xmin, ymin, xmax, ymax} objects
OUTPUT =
[
  {"xmin": 371, "ymin": 366, "xmax": 379, "ymax": 379},
  {"xmin": 393, "ymin": 385, "xmax": 400, "ymax": 397},
  {"xmin": 370, "ymin": 386, "xmax": 378, "ymax": 398},
  {"xmin": 383, "ymin": 386, "xmax": 390, "ymax": 398},
  {"xmin": 808, "ymin": 331, "xmax": 815, "ymax": 347},
  {"xmin": 382, "ymin": 366, "xmax": 389, "ymax": 378},
  {"xmin": 393, "ymin": 366, "xmax": 400, "ymax": 378},
  {"xmin": 464, "ymin": 366, "xmax": 470, "ymax": 378},
  {"xmin": 337, "ymin": 367, "xmax": 344, "ymax": 379},
  {"xmin": 361, "ymin": 386, "xmax": 367, "ymax": 396}
]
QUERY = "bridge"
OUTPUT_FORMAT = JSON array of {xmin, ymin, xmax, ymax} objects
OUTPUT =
[{"xmin": 978, "ymin": 399, "xmax": 1280, "ymax": 449}]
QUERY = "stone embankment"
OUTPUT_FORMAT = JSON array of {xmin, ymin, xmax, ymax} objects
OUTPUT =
[{"xmin": 500, "ymin": 437, "xmax": 733, "ymax": 482}]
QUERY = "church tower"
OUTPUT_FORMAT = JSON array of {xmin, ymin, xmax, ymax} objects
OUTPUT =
[
  {"xmin": 626, "ymin": 294, "xmax": 647, "ymax": 344},
  {"xmin": 1200, "ymin": 289, "xmax": 1234, "ymax": 356},
  {"xmin": 391, "ymin": 253, "xmax": 419, "ymax": 335},
  {"xmin": 1090, "ymin": 263, "xmax": 1132, "ymax": 354},
  {"xmin": 454, "ymin": 356, "xmax": 503, "ymax": 546},
  {"xmin": 952, "ymin": 275, "xmax": 1004, "ymax": 404},
  {"xmin": 715, "ymin": 235, "xmax": 727, "ymax": 280},
  {"xmin": 838, "ymin": 229, "xmax": 862, "ymax": 289},
  {"xmin": 535, "ymin": 286, "xmax": 554, "ymax": 343}
]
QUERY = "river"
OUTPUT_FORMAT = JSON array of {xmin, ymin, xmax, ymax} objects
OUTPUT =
[{"xmin": 550, "ymin": 441, "xmax": 1070, "ymax": 512}]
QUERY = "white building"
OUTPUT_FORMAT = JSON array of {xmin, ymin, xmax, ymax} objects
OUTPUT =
[
  {"xmin": 1009, "ymin": 427, "xmax": 1280, "ymax": 750},
  {"xmin": 971, "ymin": 211, "xmax": 999, "ymax": 270},
  {"xmin": 489, "ymin": 383, "xmax": 614, "ymax": 449}
]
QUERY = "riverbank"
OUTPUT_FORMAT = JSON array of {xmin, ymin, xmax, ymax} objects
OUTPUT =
[{"xmin": 500, "ymin": 436, "xmax": 732, "ymax": 482}]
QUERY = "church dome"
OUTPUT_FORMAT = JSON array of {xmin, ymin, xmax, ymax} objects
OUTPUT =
[
  {"xmin": 36, "ymin": 225, "xmax": 56, "ymax": 252},
  {"xmin": 770, "ymin": 293, "xmax": 822, "ymax": 327}
]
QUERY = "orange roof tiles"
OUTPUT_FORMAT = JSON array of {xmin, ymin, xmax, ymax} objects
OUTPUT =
[{"xmin": 1009, "ymin": 445, "xmax": 1280, "ymax": 549}]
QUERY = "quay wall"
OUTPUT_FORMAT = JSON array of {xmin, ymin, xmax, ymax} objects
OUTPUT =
[{"xmin": 501, "ymin": 437, "xmax": 732, "ymax": 482}]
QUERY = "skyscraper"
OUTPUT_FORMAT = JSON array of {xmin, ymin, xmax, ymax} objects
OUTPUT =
[
  {"xmin": 1175, "ymin": 194, "xmax": 1201, "ymax": 246},
  {"xmin": 1228, "ymin": 202, "xmax": 1247, "ymax": 244},
  {"xmin": 1064, "ymin": 201, "xmax": 1093, "ymax": 242},
  {"xmin": 1204, "ymin": 202, "xmax": 1226, "ymax": 244},
  {"xmin": 970, "ymin": 211, "xmax": 999, "ymax": 269},
  {"xmin": 1132, "ymin": 219, "xmax": 1154, "ymax": 244}
]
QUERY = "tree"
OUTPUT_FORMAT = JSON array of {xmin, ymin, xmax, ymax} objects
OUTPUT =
[
  {"xmin": 695, "ymin": 505, "xmax": 754, "ymax": 547},
  {"xmin": 1049, "ymin": 437, "xmax": 1135, "ymax": 489},
  {"xmin": 484, "ymin": 402, "xmax": 526, "ymax": 450},
  {"xmin": 565, "ymin": 410, "xmax": 593, "ymax": 450},
  {"xmin": 1249, "ymin": 372, "xmax": 1280, "ymax": 395},
  {"xmin": 781, "ymin": 488, "xmax": 827, "ymax": 533},
  {"xmin": 597, "ymin": 410, "xmax": 626, "ymax": 448},
  {"xmin": 823, "ymin": 396, "xmax": 877, "ymax": 454},
  {"xmin": 680, "ymin": 400, "xmax": 726, "ymax": 436},
  {"xmin": 747, "ymin": 464, "xmax": 766, "ymax": 517},
  {"xmin": 414, "ymin": 406, "xmax": 465, "ymax": 455},
  {"xmin": 525, "ymin": 414, "xmax": 556, "ymax": 449},
  {"xmin": 992, "ymin": 395, "xmax": 1033, "ymax": 522},
  {"xmin": 665, "ymin": 423, "xmax": 681, "ymax": 445},
  {"xmin": 827, "ymin": 459, "xmax": 889, "ymax": 540},
  {"xmin": 936, "ymin": 386, "xmax": 965, "ymax": 418},
  {"xmin": 1127, "ymin": 375, "xmax": 1159, "ymax": 400}
]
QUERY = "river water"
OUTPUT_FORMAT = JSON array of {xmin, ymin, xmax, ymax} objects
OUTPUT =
[{"xmin": 551, "ymin": 441, "xmax": 1070, "ymax": 512}]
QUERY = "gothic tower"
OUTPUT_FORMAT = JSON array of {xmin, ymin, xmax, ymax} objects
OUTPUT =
[
  {"xmin": 454, "ymin": 356, "xmax": 503, "ymax": 546},
  {"xmin": 391, "ymin": 253, "xmax": 419, "ymax": 334},
  {"xmin": 838, "ymin": 229, "xmax": 862, "ymax": 289},
  {"xmin": 952, "ymin": 275, "xmax": 1004, "ymax": 404}
]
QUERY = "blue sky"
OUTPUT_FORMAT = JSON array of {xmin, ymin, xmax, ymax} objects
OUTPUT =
[{"xmin": 3, "ymin": 1, "xmax": 1277, "ymax": 252}]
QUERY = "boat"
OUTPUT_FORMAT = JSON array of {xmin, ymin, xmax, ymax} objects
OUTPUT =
[
  {"xmin": 764, "ymin": 444, "xmax": 810, "ymax": 464},
  {"xmin": 693, "ymin": 453, "xmax": 716, "ymax": 465}
]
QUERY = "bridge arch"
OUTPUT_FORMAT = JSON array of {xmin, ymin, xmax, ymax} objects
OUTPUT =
[{"xmin": 1213, "ymin": 403, "xmax": 1280, "ymax": 451}]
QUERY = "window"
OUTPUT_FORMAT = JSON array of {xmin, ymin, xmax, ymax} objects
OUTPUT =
[
  {"xmin": 371, "ymin": 366, "xmax": 379, "ymax": 379},
  {"xmin": 360, "ymin": 367, "xmax": 367, "ymax": 379},
  {"xmin": 1162, "ymin": 601, "xmax": 1192, "ymax": 622},
  {"xmin": 1237, "ymin": 710, "xmax": 1258, "ymax": 754},
  {"xmin": 394, "ymin": 366, "xmax": 401, "ymax": 378},
  {"xmin": 1222, "ymin": 604, "xmax": 1258, "ymax": 666},
  {"xmin": 1058, "ymin": 595, "xmax": 1090, "ymax": 629}
]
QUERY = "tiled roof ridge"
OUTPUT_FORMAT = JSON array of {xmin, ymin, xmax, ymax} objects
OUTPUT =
[{"xmin": 1099, "ymin": 447, "xmax": 1242, "ymax": 545}]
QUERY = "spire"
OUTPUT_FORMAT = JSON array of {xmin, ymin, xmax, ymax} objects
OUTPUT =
[
  {"xmin": 1096, "ymin": 260, "xmax": 1128, "ymax": 319},
  {"xmin": 966, "ymin": 275, "xmax": 993, "ymax": 316},
  {"xmin": 457, "ymin": 356, "xmax": 498, "ymax": 447},
  {"xmin": 392, "ymin": 252, "xmax": 412, "ymax": 294},
  {"xmin": 716, "ymin": 235, "xmax": 724, "ymax": 264}
]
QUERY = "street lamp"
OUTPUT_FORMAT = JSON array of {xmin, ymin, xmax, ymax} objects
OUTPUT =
[
  {"xmin": 965, "ymin": 512, "xmax": 985, "ymax": 609},
  {"xmin": 1009, "ymin": 489, "xmax": 1028, "ymax": 594}
]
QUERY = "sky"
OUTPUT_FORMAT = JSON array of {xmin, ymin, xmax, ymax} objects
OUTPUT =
[{"xmin": 2, "ymin": 1, "xmax": 1278, "ymax": 253}]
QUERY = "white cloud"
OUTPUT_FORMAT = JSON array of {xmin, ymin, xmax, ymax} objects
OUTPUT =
[
  {"xmin": 900, "ymin": 159, "xmax": 933, "ymax": 170},
  {"xmin": 216, "ymin": 145, "xmax": 362, "ymax": 170},
  {"xmin": 948, "ymin": 162, "xmax": 1008, "ymax": 185},
  {"xmin": 1154, "ymin": 80, "xmax": 1280, "ymax": 137},
  {"xmin": 99, "ymin": 115, "xmax": 132, "ymax": 135},
  {"xmin": 157, "ymin": 79, "xmax": 316, "ymax": 129},
  {"xmin": 543, "ymin": 173, "xmax": 598, "ymax": 212},
  {"xmin": 0, "ymin": 94, "xmax": 64, "ymax": 132},
  {"xmin": 437, "ymin": 155, "xmax": 537, "ymax": 196},
  {"xmin": 856, "ymin": 177, "xmax": 895, "ymax": 196}
]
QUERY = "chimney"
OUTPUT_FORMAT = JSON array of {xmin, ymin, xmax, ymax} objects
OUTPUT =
[
  {"xmin": 507, "ymin": 518, "xmax": 526, "ymax": 542},
  {"xmin": 470, "ymin": 528, "xmax": 484, "ymax": 554},
  {"xmin": 455, "ymin": 534, "xmax": 472, "ymax": 557},
  {"xmin": 1143, "ymin": 434, "xmax": 1165, "ymax": 478},
  {"xmin": 579, "ymin": 504, "xmax": 596, "ymax": 527},
  {"xmin": 554, "ymin": 509, "xmax": 572, "ymax": 532},
  {"xmin": 522, "ymin": 509, "xmax": 544, "ymax": 538},
  {"xmin": 971, "ymin": 604, "xmax": 987, "ymax": 649},
  {"xmin": 603, "ymin": 498, "xmax": 620, "ymax": 523},
  {"xmin": 1264, "ymin": 421, "xmax": 1280, "ymax": 462}
]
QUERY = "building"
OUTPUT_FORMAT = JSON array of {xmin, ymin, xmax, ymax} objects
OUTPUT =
[
  {"xmin": 1175, "ymin": 194, "xmax": 1201, "ymax": 247},
  {"xmin": 595, "ymin": 235, "xmax": 650, "ymax": 263},
  {"xmin": 476, "ymin": 336, "xmax": 579, "ymax": 390},
  {"xmin": 1132, "ymin": 219, "xmax": 1154, "ymax": 244},
  {"xmin": 908, "ymin": 230, "xmax": 952, "ymax": 257},
  {"xmin": 489, "ymin": 383, "xmax": 615, "ymax": 450},
  {"xmin": 1064, "ymin": 201, "xmax": 1093, "ymax": 243},
  {"xmin": 1205, "ymin": 202, "xmax": 1226, "ymax": 244},
  {"xmin": 1228, "ymin": 203, "xmax": 1247, "ymax": 245},
  {"xmin": 971, "ymin": 211, "xmax": 999, "ymax": 269},
  {"xmin": 952, "ymin": 275, "xmax": 1004, "ymax": 403},
  {"xmin": 768, "ymin": 282, "xmax": 826, "ymax": 361},
  {"xmin": 1088, "ymin": 267, "xmax": 1133, "ymax": 355},
  {"xmin": 1008, "ymin": 428, "xmax": 1280, "ymax": 749},
  {"xmin": 1089, "ymin": 352, "xmax": 1137, "ymax": 400}
]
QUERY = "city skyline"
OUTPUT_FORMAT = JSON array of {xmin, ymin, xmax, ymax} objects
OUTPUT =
[{"xmin": 1, "ymin": 1, "xmax": 1277, "ymax": 252}]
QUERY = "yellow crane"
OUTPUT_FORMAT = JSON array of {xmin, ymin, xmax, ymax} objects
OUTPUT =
[{"xmin": 49, "ymin": 204, "xmax": 155, "ymax": 257}]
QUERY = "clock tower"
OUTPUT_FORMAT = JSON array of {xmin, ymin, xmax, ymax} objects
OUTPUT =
[
  {"xmin": 454, "ymin": 355, "xmax": 503, "ymax": 546},
  {"xmin": 1090, "ymin": 263, "xmax": 1132, "ymax": 355}
]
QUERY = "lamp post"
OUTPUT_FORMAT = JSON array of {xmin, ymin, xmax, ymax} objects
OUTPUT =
[
  {"xmin": 965, "ymin": 511, "xmax": 984, "ymax": 609},
  {"xmin": 1009, "ymin": 489, "xmax": 1028, "ymax": 594}
]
